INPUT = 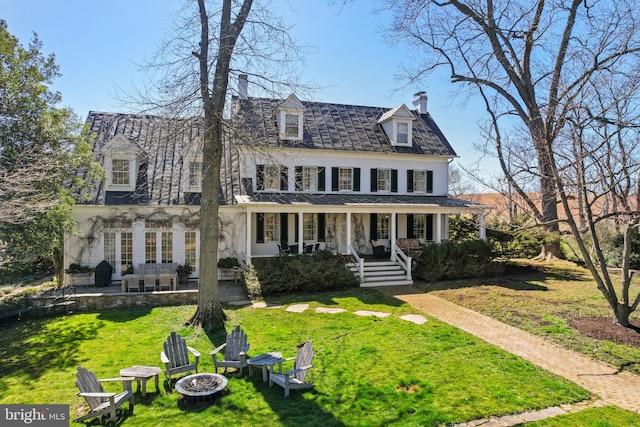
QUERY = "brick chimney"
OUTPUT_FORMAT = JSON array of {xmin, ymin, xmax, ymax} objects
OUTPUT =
[
  {"xmin": 238, "ymin": 74, "xmax": 248, "ymax": 100},
  {"xmin": 412, "ymin": 91, "xmax": 428, "ymax": 114}
]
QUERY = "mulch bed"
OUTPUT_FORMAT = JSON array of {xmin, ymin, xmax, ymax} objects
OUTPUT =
[{"xmin": 569, "ymin": 317, "xmax": 640, "ymax": 348}]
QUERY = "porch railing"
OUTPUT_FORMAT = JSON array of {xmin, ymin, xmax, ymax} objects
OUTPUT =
[
  {"xmin": 392, "ymin": 242, "xmax": 412, "ymax": 280},
  {"xmin": 348, "ymin": 245, "xmax": 365, "ymax": 282}
]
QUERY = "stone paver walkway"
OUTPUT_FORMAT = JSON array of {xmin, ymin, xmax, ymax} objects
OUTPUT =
[{"xmin": 376, "ymin": 285, "xmax": 640, "ymax": 413}]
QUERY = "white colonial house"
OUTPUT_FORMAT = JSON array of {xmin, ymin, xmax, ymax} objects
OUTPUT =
[{"xmin": 65, "ymin": 77, "xmax": 488, "ymax": 287}]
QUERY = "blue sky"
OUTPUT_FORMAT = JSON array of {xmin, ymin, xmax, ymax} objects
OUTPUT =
[{"xmin": 0, "ymin": 0, "xmax": 493, "ymax": 180}]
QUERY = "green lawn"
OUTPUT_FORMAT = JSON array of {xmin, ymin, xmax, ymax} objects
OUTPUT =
[{"xmin": 0, "ymin": 288, "xmax": 590, "ymax": 426}]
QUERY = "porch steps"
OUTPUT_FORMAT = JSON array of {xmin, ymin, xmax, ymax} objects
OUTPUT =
[{"xmin": 347, "ymin": 260, "xmax": 413, "ymax": 287}]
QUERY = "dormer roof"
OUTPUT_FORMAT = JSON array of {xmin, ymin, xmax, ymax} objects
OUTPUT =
[
  {"xmin": 377, "ymin": 104, "xmax": 416, "ymax": 124},
  {"xmin": 101, "ymin": 134, "xmax": 145, "ymax": 156},
  {"xmin": 278, "ymin": 94, "xmax": 305, "ymax": 111}
]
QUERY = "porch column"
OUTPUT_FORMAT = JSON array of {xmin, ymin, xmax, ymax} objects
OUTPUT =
[
  {"xmin": 297, "ymin": 212, "xmax": 303, "ymax": 254},
  {"xmin": 390, "ymin": 212, "xmax": 397, "ymax": 261},
  {"xmin": 245, "ymin": 209, "xmax": 252, "ymax": 263},
  {"xmin": 346, "ymin": 212, "xmax": 352, "ymax": 255},
  {"xmin": 479, "ymin": 213, "xmax": 487, "ymax": 240},
  {"xmin": 436, "ymin": 213, "xmax": 442, "ymax": 243}
]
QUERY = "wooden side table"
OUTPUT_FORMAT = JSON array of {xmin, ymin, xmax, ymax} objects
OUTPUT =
[
  {"xmin": 247, "ymin": 352, "xmax": 283, "ymax": 382},
  {"xmin": 119, "ymin": 366, "xmax": 162, "ymax": 397}
]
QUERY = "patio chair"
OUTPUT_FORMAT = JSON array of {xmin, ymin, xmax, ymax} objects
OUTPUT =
[
  {"xmin": 125, "ymin": 275, "xmax": 140, "ymax": 292},
  {"xmin": 314, "ymin": 243, "xmax": 320, "ymax": 252},
  {"xmin": 143, "ymin": 274, "xmax": 156, "ymax": 292},
  {"xmin": 269, "ymin": 340, "xmax": 315, "ymax": 397},
  {"xmin": 158, "ymin": 273, "xmax": 171, "ymax": 291},
  {"xmin": 304, "ymin": 244, "xmax": 313, "ymax": 254},
  {"xmin": 211, "ymin": 325, "xmax": 250, "ymax": 375},
  {"xmin": 371, "ymin": 239, "xmax": 387, "ymax": 258},
  {"xmin": 75, "ymin": 365, "xmax": 134, "ymax": 423},
  {"xmin": 277, "ymin": 243, "xmax": 290, "ymax": 254},
  {"xmin": 160, "ymin": 331, "xmax": 201, "ymax": 381}
]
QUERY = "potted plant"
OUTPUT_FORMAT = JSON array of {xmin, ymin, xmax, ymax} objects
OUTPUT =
[
  {"xmin": 65, "ymin": 263, "xmax": 95, "ymax": 286},
  {"xmin": 217, "ymin": 257, "xmax": 240, "ymax": 269},
  {"xmin": 176, "ymin": 264, "xmax": 193, "ymax": 284}
]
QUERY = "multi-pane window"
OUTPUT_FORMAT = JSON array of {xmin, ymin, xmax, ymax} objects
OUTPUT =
[
  {"xmin": 111, "ymin": 159, "xmax": 130, "ymax": 185},
  {"xmin": 302, "ymin": 166, "xmax": 317, "ymax": 191},
  {"xmin": 377, "ymin": 214, "xmax": 390, "ymax": 239},
  {"xmin": 185, "ymin": 231, "xmax": 197, "ymax": 266},
  {"xmin": 413, "ymin": 170, "xmax": 427, "ymax": 192},
  {"xmin": 161, "ymin": 232, "xmax": 173, "ymax": 263},
  {"xmin": 104, "ymin": 232, "xmax": 116, "ymax": 268},
  {"xmin": 264, "ymin": 213, "xmax": 280, "ymax": 242},
  {"xmin": 103, "ymin": 219, "xmax": 133, "ymax": 276},
  {"xmin": 188, "ymin": 161, "xmax": 202, "ymax": 187},
  {"xmin": 303, "ymin": 213, "xmax": 317, "ymax": 240},
  {"xmin": 264, "ymin": 165, "xmax": 280, "ymax": 190},
  {"xmin": 145, "ymin": 232, "xmax": 157, "ymax": 263},
  {"xmin": 338, "ymin": 167, "xmax": 353, "ymax": 191},
  {"xmin": 377, "ymin": 169, "xmax": 391, "ymax": 192},
  {"xmin": 397, "ymin": 122, "xmax": 409, "ymax": 144},
  {"xmin": 121, "ymin": 232, "xmax": 133, "ymax": 269},
  {"xmin": 413, "ymin": 215, "xmax": 426, "ymax": 240},
  {"xmin": 145, "ymin": 219, "xmax": 173, "ymax": 264},
  {"xmin": 284, "ymin": 113, "xmax": 300, "ymax": 138}
]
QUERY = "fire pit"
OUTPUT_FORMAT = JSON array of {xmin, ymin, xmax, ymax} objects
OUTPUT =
[{"xmin": 175, "ymin": 373, "xmax": 228, "ymax": 404}]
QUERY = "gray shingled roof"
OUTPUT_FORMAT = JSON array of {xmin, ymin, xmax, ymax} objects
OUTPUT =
[
  {"xmin": 232, "ymin": 98, "xmax": 457, "ymax": 156},
  {"xmin": 78, "ymin": 112, "xmax": 240, "ymax": 206},
  {"xmin": 245, "ymin": 193, "xmax": 483, "ymax": 209}
]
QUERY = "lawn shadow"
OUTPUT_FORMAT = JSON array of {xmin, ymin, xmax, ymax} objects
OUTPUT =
[
  {"xmin": 0, "ymin": 316, "xmax": 101, "ymax": 390},
  {"xmin": 258, "ymin": 288, "xmax": 405, "ymax": 308},
  {"xmin": 96, "ymin": 305, "xmax": 154, "ymax": 322}
]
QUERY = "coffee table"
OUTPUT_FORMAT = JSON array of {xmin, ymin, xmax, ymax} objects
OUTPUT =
[
  {"xmin": 247, "ymin": 352, "xmax": 283, "ymax": 382},
  {"xmin": 119, "ymin": 366, "xmax": 162, "ymax": 397}
]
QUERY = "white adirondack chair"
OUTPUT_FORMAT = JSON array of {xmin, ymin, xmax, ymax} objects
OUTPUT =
[
  {"xmin": 160, "ymin": 331, "xmax": 201, "ymax": 381},
  {"xmin": 75, "ymin": 365, "xmax": 134, "ymax": 423},
  {"xmin": 269, "ymin": 341, "xmax": 315, "ymax": 397},
  {"xmin": 210, "ymin": 325, "xmax": 250, "ymax": 374}
]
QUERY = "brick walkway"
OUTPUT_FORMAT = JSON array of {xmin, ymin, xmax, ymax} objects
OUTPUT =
[{"xmin": 376, "ymin": 285, "xmax": 640, "ymax": 413}]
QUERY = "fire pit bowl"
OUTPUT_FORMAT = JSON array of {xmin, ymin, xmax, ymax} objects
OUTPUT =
[{"xmin": 175, "ymin": 373, "xmax": 228, "ymax": 404}]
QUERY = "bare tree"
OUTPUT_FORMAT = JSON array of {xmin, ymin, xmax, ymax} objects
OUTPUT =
[
  {"xmin": 384, "ymin": 0, "xmax": 640, "ymax": 259},
  {"xmin": 131, "ymin": 0, "xmax": 306, "ymax": 329}
]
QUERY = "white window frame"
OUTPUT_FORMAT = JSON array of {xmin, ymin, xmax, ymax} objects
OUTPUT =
[
  {"xmin": 377, "ymin": 214, "xmax": 390, "ymax": 239},
  {"xmin": 413, "ymin": 170, "xmax": 427, "ymax": 193},
  {"xmin": 339, "ymin": 167, "xmax": 353, "ymax": 191},
  {"xmin": 303, "ymin": 213, "xmax": 317, "ymax": 240},
  {"xmin": 264, "ymin": 213, "xmax": 280, "ymax": 242},
  {"xmin": 187, "ymin": 160, "xmax": 202, "ymax": 190},
  {"xmin": 377, "ymin": 169, "xmax": 391, "ymax": 192},
  {"xmin": 263, "ymin": 165, "xmax": 280, "ymax": 190},
  {"xmin": 279, "ymin": 111, "xmax": 303, "ymax": 140},
  {"xmin": 103, "ymin": 219, "xmax": 133, "ymax": 278},
  {"xmin": 184, "ymin": 230, "xmax": 199, "ymax": 268},
  {"xmin": 144, "ymin": 219, "xmax": 173, "ymax": 264},
  {"xmin": 393, "ymin": 119, "xmax": 412, "ymax": 146},
  {"xmin": 302, "ymin": 166, "xmax": 318, "ymax": 191},
  {"xmin": 413, "ymin": 214, "xmax": 427, "ymax": 240}
]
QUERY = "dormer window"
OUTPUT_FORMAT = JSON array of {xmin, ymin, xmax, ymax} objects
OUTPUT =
[
  {"xmin": 278, "ymin": 94, "xmax": 305, "ymax": 141},
  {"xmin": 187, "ymin": 161, "xmax": 202, "ymax": 189},
  {"xmin": 377, "ymin": 104, "xmax": 415, "ymax": 147},
  {"xmin": 111, "ymin": 159, "xmax": 131, "ymax": 186}
]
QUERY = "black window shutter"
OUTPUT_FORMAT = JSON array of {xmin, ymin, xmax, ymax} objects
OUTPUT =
[
  {"xmin": 427, "ymin": 170, "xmax": 433, "ymax": 193},
  {"xmin": 318, "ymin": 213, "xmax": 326, "ymax": 242},
  {"xmin": 354, "ymin": 168, "xmax": 361, "ymax": 192},
  {"xmin": 407, "ymin": 214, "xmax": 414, "ymax": 238},
  {"xmin": 256, "ymin": 213, "xmax": 265, "ymax": 243},
  {"xmin": 370, "ymin": 213, "xmax": 378, "ymax": 241},
  {"xmin": 391, "ymin": 169, "xmax": 398, "ymax": 192},
  {"xmin": 331, "ymin": 167, "xmax": 339, "ymax": 191},
  {"xmin": 256, "ymin": 165, "xmax": 264, "ymax": 191},
  {"xmin": 407, "ymin": 170, "xmax": 414, "ymax": 193},
  {"xmin": 318, "ymin": 167, "xmax": 326, "ymax": 191},
  {"xmin": 427, "ymin": 214, "xmax": 434, "ymax": 240},
  {"xmin": 280, "ymin": 213, "xmax": 289, "ymax": 243},
  {"xmin": 370, "ymin": 169, "xmax": 378, "ymax": 192},
  {"xmin": 280, "ymin": 166, "xmax": 288, "ymax": 191},
  {"xmin": 294, "ymin": 214, "xmax": 299, "ymax": 242},
  {"xmin": 295, "ymin": 166, "xmax": 303, "ymax": 191}
]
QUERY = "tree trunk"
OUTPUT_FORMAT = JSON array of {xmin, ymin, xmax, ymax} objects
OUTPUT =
[
  {"xmin": 615, "ymin": 303, "xmax": 631, "ymax": 327},
  {"xmin": 534, "ymin": 241, "xmax": 562, "ymax": 261}
]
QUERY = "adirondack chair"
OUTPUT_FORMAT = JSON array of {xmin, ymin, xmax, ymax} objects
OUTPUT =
[
  {"xmin": 210, "ymin": 325, "xmax": 250, "ymax": 374},
  {"xmin": 75, "ymin": 365, "xmax": 134, "ymax": 423},
  {"xmin": 269, "ymin": 340, "xmax": 315, "ymax": 397},
  {"xmin": 160, "ymin": 331, "xmax": 201, "ymax": 381}
]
